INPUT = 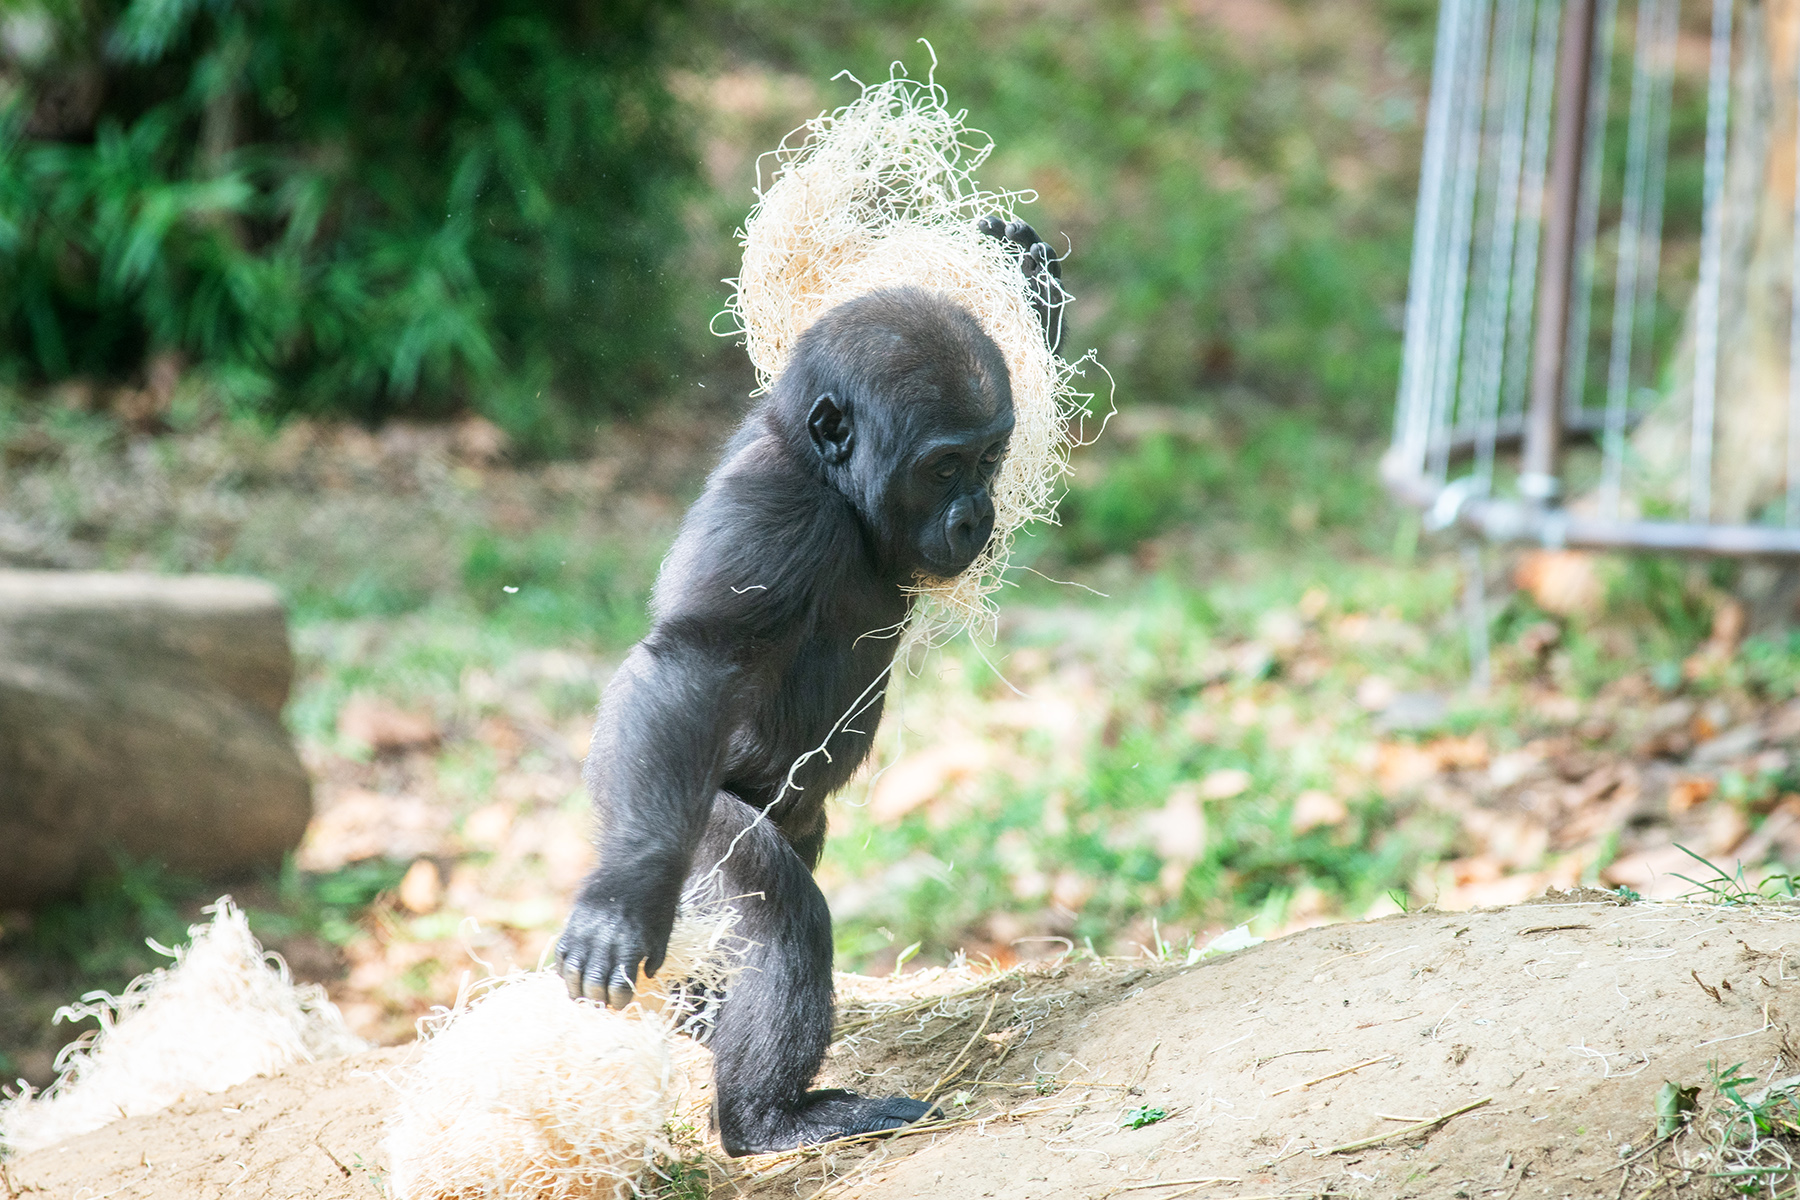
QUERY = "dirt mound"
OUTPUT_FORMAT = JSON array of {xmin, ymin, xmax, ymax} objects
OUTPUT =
[
  {"xmin": 2, "ymin": 1047, "xmax": 412, "ymax": 1199},
  {"xmin": 7, "ymin": 898, "xmax": 1797, "ymax": 1199}
]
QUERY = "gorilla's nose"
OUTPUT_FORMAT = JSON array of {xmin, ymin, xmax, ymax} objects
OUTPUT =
[{"xmin": 947, "ymin": 490, "xmax": 996, "ymax": 561}]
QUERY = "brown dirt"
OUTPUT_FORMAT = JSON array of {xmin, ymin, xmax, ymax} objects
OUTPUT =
[
  {"xmin": 8, "ymin": 897, "xmax": 1798, "ymax": 1199},
  {"xmin": 2, "ymin": 1047, "xmax": 414, "ymax": 1199}
]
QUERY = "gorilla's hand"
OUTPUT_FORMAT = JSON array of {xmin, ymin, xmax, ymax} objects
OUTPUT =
[
  {"xmin": 978, "ymin": 214, "xmax": 1066, "ymax": 354},
  {"xmin": 556, "ymin": 872, "xmax": 676, "ymax": 1008}
]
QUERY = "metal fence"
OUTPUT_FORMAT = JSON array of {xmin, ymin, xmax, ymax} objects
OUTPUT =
[{"xmin": 1386, "ymin": 0, "xmax": 1800, "ymax": 558}]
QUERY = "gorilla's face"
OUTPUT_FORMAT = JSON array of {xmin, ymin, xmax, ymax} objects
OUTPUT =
[
  {"xmin": 893, "ymin": 403, "xmax": 1013, "ymax": 578},
  {"xmin": 787, "ymin": 288, "xmax": 1015, "ymax": 582}
]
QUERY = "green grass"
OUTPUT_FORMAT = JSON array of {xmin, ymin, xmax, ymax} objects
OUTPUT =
[{"xmin": 10, "ymin": 856, "xmax": 204, "ymax": 985}]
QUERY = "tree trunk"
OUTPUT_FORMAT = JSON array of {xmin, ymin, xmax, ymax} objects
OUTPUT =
[{"xmin": 0, "ymin": 571, "xmax": 312, "ymax": 907}]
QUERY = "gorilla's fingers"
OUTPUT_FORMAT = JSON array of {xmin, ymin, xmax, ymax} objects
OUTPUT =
[
  {"xmin": 559, "ymin": 955, "xmax": 584, "ymax": 999},
  {"xmin": 606, "ymin": 965, "xmax": 636, "ymax": 1010},
  {"xmin": 582, "ymin": 966, "xmax": 610, "ymax": 1004},
  {"xmin": 977, "ymin": 214, "xmax": 1005, "ymax": 239}
]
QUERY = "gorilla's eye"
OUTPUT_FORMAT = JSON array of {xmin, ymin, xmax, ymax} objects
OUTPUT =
[
  {"xmin": 934, "ymin": 460, "xmax": 959, "ymax": 481},
  {"xmin": 980, "ymin": 446, "xmax": 1002, "ymax": 465}
]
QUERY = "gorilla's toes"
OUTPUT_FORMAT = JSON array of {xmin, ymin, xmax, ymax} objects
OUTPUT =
[
  {"xmin": 862, "ymin": 1096, "xmax": 941, "ymax": 1129},
  {"xmin": 821, "ymin": 1092, "xmax": 941, "ymax": 1135},
  {"xmin": 718, "ymin": 1091, "xmax": 944, "ymax": 1154}
]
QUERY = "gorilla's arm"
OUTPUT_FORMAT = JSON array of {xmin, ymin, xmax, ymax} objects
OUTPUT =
[
  {"xmin": 558, "ymin": 453, "xmax": 846, "ymax": 1007},
  {"xmin": 557, "ymin": 635, "xmax": 745, "ymax": 1006}
]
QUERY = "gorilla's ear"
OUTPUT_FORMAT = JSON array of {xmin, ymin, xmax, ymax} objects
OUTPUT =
[{"xmin": 807, "ymin": 394, "xmax": 854, "ymax": 465}]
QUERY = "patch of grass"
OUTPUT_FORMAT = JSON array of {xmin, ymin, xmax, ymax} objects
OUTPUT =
[
  {"xmin": 645, "ymin": 1153, "xmax": 712, "ymax": 1200},
  {"xmin": 1053, "ymin": 412, "xmax": 1391, "ymax": 562},
  {"xmin": 285, "ymin": 604, "xmax": 618, "ymax": 752},
  {"xmin": 9, "ymin": 856, "xmax": 209, "ymax": 987},
  {"xmin": 1737, "ymin": 632, "xmax": 1800, "ymax": 703},
  {"xmin": 1123, "ymin": 1104, "xmax": 1169, "ymax": 1129},
  {"xmin": 251, "ymin": 858, "xmax": 415, "ymax": 948},
  {"xmin": 460, "ymin": 531, "xmax": 656, "ymax": 646}
]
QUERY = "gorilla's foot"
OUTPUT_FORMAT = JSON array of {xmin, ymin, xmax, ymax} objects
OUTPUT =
[{"xmin": 718, "ymin": 1089, "xmax": 940, "ymax": 1156}]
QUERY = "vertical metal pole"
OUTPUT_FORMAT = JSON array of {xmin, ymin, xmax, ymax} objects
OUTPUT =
[
  {"xmin": 1462, "ymin": 542, "xmax": 1492, "ymax": 693},
  {"xmin": 1470, "ymin": 0, "xmax": 1538, "ymax": 494},
  {"xmin": 1501, "ymin": 0, "xmax": 1565, "ymax": 424},
  {"xmin": 1396, "ymin": 0, "xmax": 1475, "ymax": 471},
  {"xmin": 1690, "ymin": 0, "xmax": 1734, "ymax": 524},
  {"xmin": 1790, "ymin": 19, "xmax": 1800, "ymax": 527},
  {"xmin": 1601, "ymin": 0, "xmax": 1673, "ymax": 520},
  {"xmin": 1427, "ymin": 0, "xmax": 1498, "ymax": 487},
  {"xmin": 1522, "ymin": 0, "xmax": 1598, "ymax": 504},
  {"xmin": 1558, "ymin": 0, "xmax": 1618, "ymax": 426}
]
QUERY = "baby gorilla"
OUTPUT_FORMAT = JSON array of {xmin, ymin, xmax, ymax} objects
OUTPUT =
[{"xmin": 558, "ymin": 225, "xmax": 1063, "ymax": 1155}]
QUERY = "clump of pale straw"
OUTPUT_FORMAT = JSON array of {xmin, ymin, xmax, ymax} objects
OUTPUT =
[
  {"xmin": 0, "ymin": 897, "xmax": 366, "ymax": 1155},
  {"xmin": 719, "ymin": 48, "xmax": 1108, "ymax": 642},
  {"xmin": 383, "ymin": 905, "xmax": 743, "ymax": 1200}
]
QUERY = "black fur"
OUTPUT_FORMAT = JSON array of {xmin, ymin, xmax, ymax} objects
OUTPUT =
[{"xmin": 557, "ymin": 223, "xmax": 1062, "ymax": 1156}]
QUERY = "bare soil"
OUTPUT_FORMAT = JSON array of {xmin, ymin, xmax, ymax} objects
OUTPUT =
[{"xmin": 8, "ymin": 896, "xmax": 1798, "ymax": 1199}]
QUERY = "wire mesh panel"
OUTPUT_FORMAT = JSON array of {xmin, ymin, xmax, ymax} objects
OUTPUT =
[{"xmin": 1386, "ymin": 0, "xmax": 1800, "ymax": 556}]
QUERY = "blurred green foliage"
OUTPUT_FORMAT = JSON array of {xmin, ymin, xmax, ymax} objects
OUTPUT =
[
  {"xmin": 0, "ymin": 0, "xmax": 1433, "ymax": 444},
  {"xmin": 12, "ymin": 854, "xmax": 199, "ymax": 982},
  {"xmin": 0, "ymin": 0, "xmax": 695, "ymax": 445},
  {"xmin": 698, "ymin": 0, "xmax": 1433, "ymax": 429},
  {"xmin": 459, "ymin": 530, "xmax": 656, "ymax": 645},
  {"xmin": 1055, "ymin": 414, "xmax": 1387, "ymax": 559}
]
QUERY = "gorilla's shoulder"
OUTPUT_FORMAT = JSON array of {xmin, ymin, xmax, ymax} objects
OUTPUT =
[{"xmin": 650, "ymin": 434, "xmax": 862, "ymax": 636}]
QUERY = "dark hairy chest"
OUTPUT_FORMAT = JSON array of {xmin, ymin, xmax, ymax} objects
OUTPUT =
[{"xmin": 721, "ymin": 580, "xmax": 907, "ymax": 818}]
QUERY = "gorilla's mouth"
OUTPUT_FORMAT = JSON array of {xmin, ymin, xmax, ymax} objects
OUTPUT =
[{"xmin": 917, "ymin": 541, "xmax": 988, "ymax": 580}]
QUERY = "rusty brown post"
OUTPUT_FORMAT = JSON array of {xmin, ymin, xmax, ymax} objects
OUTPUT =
[{"xmin": 1522, "ymin": 0, "xmax": 1599, "ymax": 504}]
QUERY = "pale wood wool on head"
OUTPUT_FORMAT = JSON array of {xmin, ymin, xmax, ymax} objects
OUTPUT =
[{"xmin": 719, "ymin": 58, "xmax": 1103, "ymax": 641}]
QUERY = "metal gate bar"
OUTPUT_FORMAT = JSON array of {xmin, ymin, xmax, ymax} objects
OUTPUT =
[{"xmin": 1386, "ymin": 0, "xmax": 1800, "ymax": 559}]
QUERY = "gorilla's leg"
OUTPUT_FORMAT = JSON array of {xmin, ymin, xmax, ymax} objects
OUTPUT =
[{"xmin": 690, "ymin": 792, "xmax": 936, "ymax": 1155}]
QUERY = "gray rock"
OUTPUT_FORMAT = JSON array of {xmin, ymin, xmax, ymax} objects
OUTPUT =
[
  {"xmin": 1688, "ymin": 724, "xmax": 1764, "ymax": 768},
  {"xmin": 0, "ymin": 571, "xmax": 311, "ymax": 905},
  {"xmin": 1377, "ymin": 690, "xmax": 1450, "ymax": 733}
]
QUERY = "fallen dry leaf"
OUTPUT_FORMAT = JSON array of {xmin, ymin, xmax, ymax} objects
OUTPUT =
[
  {"xmin": 1197, "ymin": 768, "xmax": 1252, "ymax": 801},
  {"xmin": 1427, "ymin": 735, "xmax": 1489, "ymax": 771},
  {"xmin": 1356, "ymin": 675, "xmax": 1398, "ymax": 712},
  {"xmin": 868, "ymin": 741, "xmax": 991, "ymax": 824},
  {"xmin": 299, "ymin": 788, "xmax": 450, "ymax": 871},
  {"xmin": 1376, "ymin": 743, "xmax": 1441, "ymax": 794},
  {"xmin": 1514, "ymin": 550, "xmax": 1602, "ymax": 617},
  {"xmin": 1667, "ymin": 777, "xmax": 1717, "ymax": 816},
  {"xmin": 474, "ymin": 716, "xmax": 526, "ymax": 757},
  {"xmin": 460, "ymin": 803, "xmax": 514, "ymax": 851},
  {"xmin": 1051, "ymin": 872, "xmax": 1096, "ymax": 912},
  {"xmin": 1290, "ymin": 789, "xmax": 1348, "ymax": 834},
  {"xmin": 337, "ymin": 695, "xmax": 439, "ymax": 752},
  {"xmin": 1144, "ymin": 786, "xmax": 1207, "ymax": 861},
  {"xmin": 1701, "ymin": 804, "xmax": 1749, "ymax": 856},
  {"xmin": 398, "ymin": 859, "xmax": 442, "ymax": 914},
  {"xmin": 1602, "ymin": 844, "xmax": 1705, "ymax": 901}
]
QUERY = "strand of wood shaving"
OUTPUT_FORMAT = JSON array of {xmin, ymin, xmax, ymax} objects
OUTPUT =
[
  {"xmin": 922, "ymin": 993, "xmax": 999, "ymax": 1102},
  {"xmin": 1324, "ymin": 1096, "xmax": 1493, "ymax": 1155},
  {"xmin": 1268, "ymin": 1055, "xmax": 1394, "ymax": 1097}
]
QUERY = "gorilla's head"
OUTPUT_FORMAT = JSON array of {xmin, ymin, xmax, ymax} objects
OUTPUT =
[{"xmin": 773, "ymin": 287, "xmax": 1015, "ymax": 580}]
